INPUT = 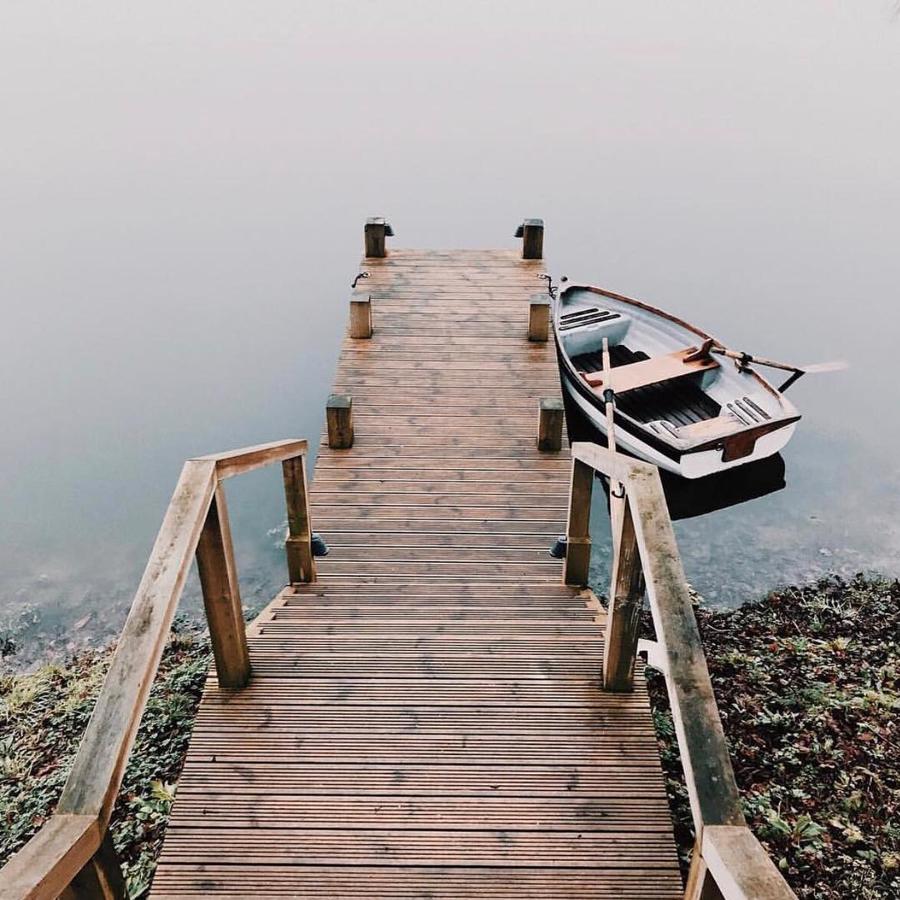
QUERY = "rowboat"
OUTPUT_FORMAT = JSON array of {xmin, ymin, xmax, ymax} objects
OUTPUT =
[{"xmin": 553, "ymin": 283, "xmax": 801, "ymax": 479}]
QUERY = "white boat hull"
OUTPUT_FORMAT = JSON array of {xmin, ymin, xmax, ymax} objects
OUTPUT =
[
  {"xmin": 553, "ymin": 283, "xmax": 801, "ymax": 480},
  {"xmin": 562, "ymin": 374, "xmax": 795, "ymax": 478}
]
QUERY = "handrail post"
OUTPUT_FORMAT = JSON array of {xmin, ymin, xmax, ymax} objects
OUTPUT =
[
  {"xmin": 562, "ymin": 458, "xmax": 593, "ymax": 585},
  {"xmin": 283, "ymin": 453, "xmax": 316, "ymax": 583},
  {"xmin": 602, "ymin": 495, "xmax": 645, "ymax": 691},
  {"xmin": 60, "ymin": 832, "xmax": 126, "ymax": 900},
  {"xmin": 196, "ymin": 484, "xmax": 251, "ymax": 689}
]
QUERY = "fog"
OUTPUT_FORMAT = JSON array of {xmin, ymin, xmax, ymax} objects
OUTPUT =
[{"xmin": 2, "ymin": 1, "xmax": 898, "ymax": 653}]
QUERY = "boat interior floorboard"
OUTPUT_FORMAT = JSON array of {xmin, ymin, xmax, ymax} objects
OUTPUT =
[{"xmin": 572, "ymin": 346, "xmax": 721, "ymax": 426}]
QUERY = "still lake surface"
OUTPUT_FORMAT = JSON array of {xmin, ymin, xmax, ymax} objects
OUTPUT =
[{"xmin": 1, "ymin": 2, "xmax": 898, "ymax": 664}]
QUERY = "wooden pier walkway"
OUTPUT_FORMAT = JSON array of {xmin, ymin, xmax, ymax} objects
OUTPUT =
[
  {"xmin": 1, "ymin": 221, "xmax": 797, "ymax": 900},
  {"xmin": 150, "ymin": 235, "xmax": 683, "ymax": 895}
]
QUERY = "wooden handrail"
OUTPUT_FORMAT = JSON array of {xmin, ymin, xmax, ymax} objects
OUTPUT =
[
  {"xmin": 0, "ymin": 439, "xmax": 314, "ymax": 900},
  {"xmin": 563, "ymin": 442, "xmax": 797, "ymax": 900}
]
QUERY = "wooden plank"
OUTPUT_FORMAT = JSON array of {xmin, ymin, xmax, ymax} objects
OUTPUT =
[
  {"xmin": 701, "ymin": 826, "xmax": 798, "ymax": 900},
  {"xmin": 196, "ymin": 439, "xmax": 307, "ymax": 479},
  {"xmin": 0, "ymin": 815, "xmax": 100, "ymax": 900},
  {"xmin": 149, "ymin": 242, "xmax": 681, "ymax": 899},
  {"xmin": 626, "ymin": 465, "xmax": 745, "ymax": 830}
]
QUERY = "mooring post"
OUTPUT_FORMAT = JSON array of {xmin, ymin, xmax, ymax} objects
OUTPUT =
[
  {"xmin": 364, "ymin": 217, "xmax": 393, "ymax": 258},
  {"xmin": 537, "ymin": 397, "xmax": 564, "ymax": 452},
  {"xmin": 350, "ymin": 295, "xmax": 373, "ymax": 338},
  {"xmin": 327, "ymin": 394, "xmax": 354, "ymax": 449},
  {"xmin": 515, "ymin": 218, "xmax": 544, "ymax": 260},
  {"xmin": 528, "ymin": 295, "xmax": 550, "ymax": 341}
]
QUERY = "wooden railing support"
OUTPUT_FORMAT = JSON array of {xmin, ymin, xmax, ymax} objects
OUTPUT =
[
  {"xmin": 350, "ymin": 295, "xmax": 373, "ymax": 338},
  {"xmin": 0, "ymin": 439, "xmax": 312, "ymax": 900},
  {"xmin": 602, "ymin": 496, "xmax": 645, "ymax": 691},
  {"xmin": 537, "ymin": 398, "xmax": 563, "ymax": 452},
  {"xmin": 564, "ymin": 442, "xmax": 798, "ymax": 900},
  {"xmin": 528, "ymin": 295, "xmax": 550, "ymax": 342},
  {"xmin": 282, "ymin": 454, "xmax": 316, "ymax": 584},
  {"xmin": 364, "ymin": 216, "xmax": 393, "ymax": 258},
  {"xmin": 327, "ymin": 394, "xmax": 354, "ymax": 449},
  {"xmin": 515, "ymin": 217, "xmax": 544, "ymax": 259},
  {"xmin": 59, "ymin": 833, "xmax": 126, "ymax": 900},
  {"xmin": 195, "ymin": 484, "xmax": 251, "ymax": 689},
  {"xmin": 562, "ymin": 458, "xmax": 593, "ymax": 585}
]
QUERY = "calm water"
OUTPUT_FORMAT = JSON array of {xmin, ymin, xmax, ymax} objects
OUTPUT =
[{"xmin": 2, "ymin": 2, "xmax": 898, "ymax": 662}]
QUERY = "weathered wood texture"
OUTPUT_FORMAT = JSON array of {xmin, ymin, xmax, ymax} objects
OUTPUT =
[
  {"xmin": 326, "ymin": 394, "xmax": 354, "ymax": 448},
  {"xmin": 150, "ymin": 248, "xmax": 681, "ymax": 896},
  {"xmin": 528, "ymin": 295, "xmax": 550, "ymax": 341},
  {"xmin": 567, "ymin": 442, "xmax": 797, "ymax": 899},
  {"xmin": 537, "ymin": 397, "xmax": 564, "ymax": 452},
  {"xmin": 350, "ymin": 295, "xmax": 373, "ymax": 338}
]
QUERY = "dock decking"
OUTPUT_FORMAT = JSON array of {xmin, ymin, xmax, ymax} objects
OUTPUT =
[{"xmin": 150, "ymin": 246, "xmax": 682, "ymax": 896}]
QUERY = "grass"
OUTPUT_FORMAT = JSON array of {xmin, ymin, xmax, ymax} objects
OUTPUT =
[
  {"xmin": 0, "ymin": 620, "xmax": 210, "ymax": 897},
  {"xmin": 1, "ymin": 575, "xmax": 897, "ymax": 897},
  {"xmin": 646, "ymin": 573, "xmax": 900, "ymax": 898}
]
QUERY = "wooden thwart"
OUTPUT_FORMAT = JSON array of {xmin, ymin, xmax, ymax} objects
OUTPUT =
[{"xmin": 582, "ymin": 347, "xmax": 719, "ymax": 394}]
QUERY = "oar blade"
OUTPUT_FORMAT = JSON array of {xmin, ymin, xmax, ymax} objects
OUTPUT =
[{"xmin": 802, "ymin": 359, "xmax": 849, "ymax": 374}]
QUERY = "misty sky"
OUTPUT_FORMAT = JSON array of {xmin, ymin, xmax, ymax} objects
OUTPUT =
[{"xmin": 1, "ymin": 2, "xmax": 898, "ymax": 604}]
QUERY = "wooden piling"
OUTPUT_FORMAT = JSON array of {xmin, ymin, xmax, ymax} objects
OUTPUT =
[
  {"xmin": 326, "ymin": 394, "xmax": 354, "ymax": 448},
  {"xmin": 349, "ymin": 295, "xmax": 373, "ymax": 338},
  {"xmin": 528, "ymin": 295, "xmax": 550, "ymax": 341},
  {"xmin": 364, "ymin": 217, "xmax": 393, "ymax": 258},
  {"xmin": 537, "ymin": 397, "xmax": 564, "ymax": 452},
  {"xmin": 516, "ymin": 217, "xmax": 544, "ymax": 259}
]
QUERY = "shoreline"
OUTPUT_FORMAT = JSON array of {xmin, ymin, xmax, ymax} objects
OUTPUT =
[{"xmin": 2, "ymin": 574, "xmax": 897, "ymax": 896}]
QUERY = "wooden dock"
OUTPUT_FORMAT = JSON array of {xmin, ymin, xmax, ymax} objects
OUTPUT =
[
  {"xmin": 0, "ymin": 220, "xmax": 797, "ymax": 900},
  {"xmin": 149, "ymin": 234, "xmax": 683, "ymax": 895}
]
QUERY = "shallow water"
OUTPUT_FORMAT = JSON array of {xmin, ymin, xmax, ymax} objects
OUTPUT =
[{"xmin": 1, "ymin": 2, "xmax": 898, "ymax": 661}]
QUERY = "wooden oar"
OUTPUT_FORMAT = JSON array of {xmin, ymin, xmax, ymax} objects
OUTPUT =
[{"xmin": 709, "ymin": 344, "xmax": 847, "ymax": 391}]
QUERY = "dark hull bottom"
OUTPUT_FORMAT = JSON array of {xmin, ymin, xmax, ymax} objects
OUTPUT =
[{"xmin": 560, "ymin": 387, "xmax": 786, "ymax": 520}]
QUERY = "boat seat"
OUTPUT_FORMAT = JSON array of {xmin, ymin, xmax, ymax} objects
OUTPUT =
[{"xmin": 581, "ymin": 347, "xmax": 719, "ymax": 394}]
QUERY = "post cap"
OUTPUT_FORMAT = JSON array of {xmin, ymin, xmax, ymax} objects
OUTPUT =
[
  {"xmin": 327, "ymin": 393, "xmax": 352, "ymax": 409},
  {"xmin": 366, "ymin": 217, "xmax": 394, "ymax": 236},
  {"xmin": 540, "ymin": 397, "xmax": 564, "ymax": 411},
  {"xmin": 530, "ymin": 294, "xmax": 551, "ymax": 307},
  {"xmin": 515, "ymin": 218, "xmax": 544, "ymax": 237}
]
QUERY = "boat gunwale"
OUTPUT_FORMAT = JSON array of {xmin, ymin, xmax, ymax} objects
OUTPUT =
[{"xmin": 552, "ymin": 283, "xmax": 801, "ymax": 457}]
